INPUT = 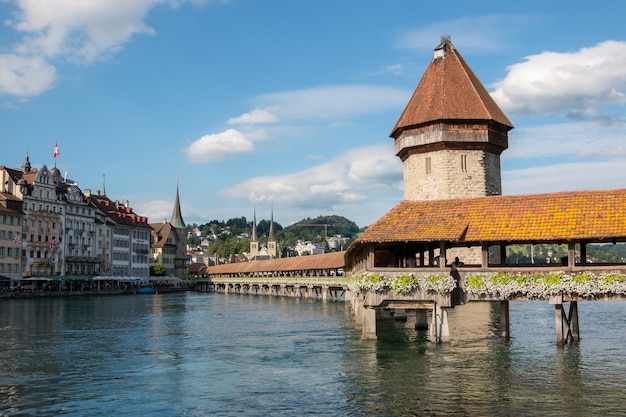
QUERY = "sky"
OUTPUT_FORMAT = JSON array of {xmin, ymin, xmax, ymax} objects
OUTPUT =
[{"xmin": 1, "ymin": 0, "xmax": 626, "ymax": 229}]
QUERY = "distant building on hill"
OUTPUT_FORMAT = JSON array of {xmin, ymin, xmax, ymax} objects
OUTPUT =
[{"xmin": 249, "ymin": 206, "xmax": 277, "ymax": 260}]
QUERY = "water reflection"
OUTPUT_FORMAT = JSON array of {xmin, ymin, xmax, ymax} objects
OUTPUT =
[{"xmin": 1, "ymin": 295, "xmax": 625, "ymax": 416}]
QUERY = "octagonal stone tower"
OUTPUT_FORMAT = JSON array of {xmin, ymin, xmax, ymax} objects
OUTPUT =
[{"xmin": 391, "ymin": 37, "xmax": 514, "ymax": 201}]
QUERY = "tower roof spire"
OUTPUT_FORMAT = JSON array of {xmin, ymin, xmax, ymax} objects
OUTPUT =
[
  {"xmin": 170, "ymin": 179, "xmax": 186, "ymax": 229},
  {"xmin": 268, "ymin": 204, "xmax": 275, "ymax": 242},
  {"xmin": 251, "ymin": 206, "xmax": 258, "ymax": 242},
  {"xmin": 390, "ymin": 36, "xmax": 513, "ymax": 139},
  {"xmin": 21, "ymin": 152, "xmax": 31, "ymax": 173}
]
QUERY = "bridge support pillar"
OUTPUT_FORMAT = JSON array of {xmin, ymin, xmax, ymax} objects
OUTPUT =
[
  {"xmin": 362, "ymin": 307, "xmax": 377, "ymax": 340},
  {"xmin": 354, "ymin": 297, "xmax": 364, "ymax": 329},
  {"xmin": 416, "ymin": 310, "xmax": 428, "ymax": 330},
  {"xmin": 429, "ymin": 304, "xmax": 449, "ymax": 343},
  {"xmin": 393, "ymin": 309, "xmax": 408, "ymax": 320}
]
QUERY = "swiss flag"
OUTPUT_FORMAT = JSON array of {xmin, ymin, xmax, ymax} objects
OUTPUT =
[{"xmin": 53, "ymin": 142, "xmax": 60, "ymax": 158}]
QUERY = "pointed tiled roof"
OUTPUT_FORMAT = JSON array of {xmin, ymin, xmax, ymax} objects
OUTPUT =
[
  {"xmin": 351, "ymin": 189, "xmax": 626, "ymax": 248},
  {"xmin": 251, "ymin": 207, "xmax": 258, "ymax": 242},
  {"xmin": 170, "ymin": 182, "xmax": 186, "ymax": 229},
  {"xmin": 390, "ymin": 37, "xmax": 513, "ymax": 138},
  {"xmin": 268, "ymin": 206, "xmax": 275, "ymax": 242}
]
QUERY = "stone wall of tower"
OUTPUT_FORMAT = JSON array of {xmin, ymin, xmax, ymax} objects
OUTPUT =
[
  {"xmin": 250, "ymin": 241, "xmax": 259, "ymax": 258},
  {"xmin": 403, "ymin": 149, "xmax": 502, "ymax": 201},
  {"xmin": 268, "ymin": 241, "xmax": 276, "ymax": 258}
]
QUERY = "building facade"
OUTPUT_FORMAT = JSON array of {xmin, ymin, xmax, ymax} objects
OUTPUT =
[
  {"xmin": 0, "ymin": 192, "xmax": 24, "ymax": 279},
  {"xmin": 89, "ymin": 193, "xmax": 151, "ymax": 278}
]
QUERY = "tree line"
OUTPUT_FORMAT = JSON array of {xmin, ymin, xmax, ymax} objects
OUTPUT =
[{"xmin": 187, "ymin": 215, "xmax": 362, "ymax": 261}]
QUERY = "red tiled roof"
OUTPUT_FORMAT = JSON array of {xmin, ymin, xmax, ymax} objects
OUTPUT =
[
  {"xmin": 90, "ymin": 195, "xmax": 152, "ymax": 229},
  {"xmin": 391, "ymin": 39, "xmax": 513, "ymax": 138},
  {"xmin": 353, "ymin": 189, "xmax": 626, "ymax": 246},
  {"xmin": 188, "ymin": 263, "xmax": 206, "ymax": 273},
  {"xmin": 203, "ymin": 251, "xmax": 345, "ymax": 275}
]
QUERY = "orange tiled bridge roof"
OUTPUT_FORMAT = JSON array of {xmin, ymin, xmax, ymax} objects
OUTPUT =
[
  {"xmin": 199, "ymin": 251, "xmax": 345, "ymax": 276},
  {"xmin": 354, "ymin": 189, "xmax": 626, "ymax": 245}
]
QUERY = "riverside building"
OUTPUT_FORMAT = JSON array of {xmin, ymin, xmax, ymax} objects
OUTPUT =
[{"xmin": 0, "ymin": 152, "xmax": 186, "ymax": 281}]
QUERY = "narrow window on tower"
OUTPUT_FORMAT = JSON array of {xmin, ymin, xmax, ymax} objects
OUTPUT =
[
  {"xmin": 461, "ymin": 155, "xmax": 468, "ymax": 173},
  {"xmin": 425, "ymin": 157, "xmax": 432, "ymax": 174}
]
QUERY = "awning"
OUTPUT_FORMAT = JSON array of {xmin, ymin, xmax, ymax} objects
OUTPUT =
[
  {"xmin": 93, "ymin": 276, "xmax": 145, "ymax": 282},
  {"xmin": 148, "ymin": 276, "xmax": 182, "ymax": 282},
  {"xmin": 52, "ymin": 275, "xmax": 92, "ymax": 281}
]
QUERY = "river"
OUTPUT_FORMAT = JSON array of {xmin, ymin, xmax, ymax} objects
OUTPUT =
[{"xmin": 1, "ymin": 292, "xmax": 625, "ymax": 416}]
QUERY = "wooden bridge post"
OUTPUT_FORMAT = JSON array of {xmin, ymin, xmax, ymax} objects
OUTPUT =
[
  {"xmin": 500, "ymin": 300, "xmax": 510, "ymax": 340},
  {"xmin": 569, "ymin": 301, "xmax": 580, "ymax": 342},
  {"xmin": 551, "ymin": 297, "xmax": 580, "ymax": 345}
]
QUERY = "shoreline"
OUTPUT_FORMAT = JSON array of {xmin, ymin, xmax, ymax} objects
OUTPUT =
[{"xmin": 0, "ymin": 287, "xmax": 190, "ymax": 300}]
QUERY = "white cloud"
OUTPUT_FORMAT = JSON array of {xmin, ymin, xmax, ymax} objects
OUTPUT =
[
  {"xmin": 228, "ymin": 109, "xmax": 279, "ymax": 125},
  {"xmin": 503, "ymin": 160, "xmax": 626, "ymax": 196},
  {"xmin": 505, "ymin": 121, "xmax": 626, "ymax": 160},
  {"xmin": 491, "ymin": 40, "xmax": 626, "ymax": 116},
  {"xmin": 222, "ymin": 144, "xmax": 403, "ymax": 212},
  {"xmin": 0, "ymin": 0, "xmax": 208, "ymax": 97},
  {"xmin": 10, "ymin": 0, "xmax": 163, "ymax": 61},
  {"xmin": 0, "ymin": 54, "xmax": 56, "ymax": 96},
  {"xmin": 133, "ymin": 198, "xmax": 174, "ymax": 223},
  {"xmin": 253, "ymin": 85, "xmax": 408, "ymax": 121},
  {"xmin": 395, "ymin": 14, "xmax": 539, "ymax": 54},
  {"xmin": 183, "ymin": 129, "xmax": 255, "ymax": 163}
]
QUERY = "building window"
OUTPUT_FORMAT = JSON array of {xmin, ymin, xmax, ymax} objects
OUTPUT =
[
  {"xmin": 425, "ymin": 157, "xmax": 432, "ymax": 175},
  {"xmin": 461, "ymin": 155, "xmax": 468, "ymax": 173}
]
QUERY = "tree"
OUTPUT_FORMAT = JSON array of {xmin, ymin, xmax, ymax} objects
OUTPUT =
[{"xmin": 150, "ymin": 264, "xmax": 167, "ymax": 276}]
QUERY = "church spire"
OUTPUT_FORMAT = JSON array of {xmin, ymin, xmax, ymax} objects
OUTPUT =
[
  {"xmin": 170, "ymin": 180, "xmax": 186, "ymax": 229},
  {"xmin": 251, "ymin": 206, "xmax": 258, "ymax": 242},
  {"xmin": 267, "ymin": 204, "xmax": 277, "ymax": 258},
  {"xmin": 21, "ymin": 152, "xmax": 31, "ymax": 173},
  {"xmin": 249, "ymin": 206, "xmax": 259, "ymax": 259}
]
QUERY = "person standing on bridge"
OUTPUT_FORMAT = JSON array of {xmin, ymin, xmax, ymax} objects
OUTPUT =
[
  {"xmin": 450, "ymin": 257, "xmax": 464, "ymax": 305},
  {"xmin": 450, "ymin": 257, "xmax": 464, "ymax": 271}
]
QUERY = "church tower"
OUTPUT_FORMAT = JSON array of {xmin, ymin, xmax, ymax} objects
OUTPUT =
[
  {"xmin": 391, "ymin": 37, "xmax": 513, "ymax": 201},
  {"xmin": 169, "ymin": 181, "xmax": 189, "ymax": 279},
  {"xmin": 249, "ymin": 207, "xmax": 259, "ymax": 259},
  {"xmin": 267, "ymin": 206, "xmax": 277, "ymax": 258}
]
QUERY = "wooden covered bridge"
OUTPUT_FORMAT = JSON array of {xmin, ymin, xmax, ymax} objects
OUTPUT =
[
  {"xmin": 194, "ymin": 251, "xmax": 347, "ymax": 301},
  {"xmin": 344, "ymin": 188, "xmax": 626, "ymax": 343}
]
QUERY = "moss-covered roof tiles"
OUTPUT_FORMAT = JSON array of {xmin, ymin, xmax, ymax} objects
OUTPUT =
[{"xmin": 356, "ymin": 189, "xmax": 626, "ymax": 244}]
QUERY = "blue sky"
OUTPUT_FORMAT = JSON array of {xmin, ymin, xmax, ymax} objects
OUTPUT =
[{"xmin": 1, "ymin": 0, "xmax": 626, "ymax": 229}]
